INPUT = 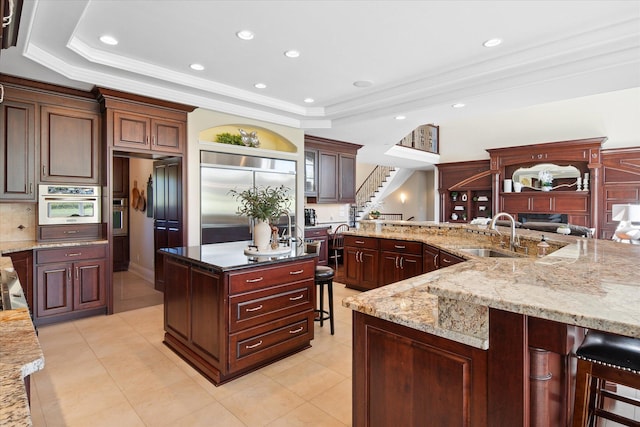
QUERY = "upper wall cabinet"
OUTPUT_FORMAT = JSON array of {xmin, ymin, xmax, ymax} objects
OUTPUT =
[
  {"xmin": 304, "ymin": 135, "xmax": 361, "ymax": 204},
  {"xmin": 40, "ymin": 105, "xmax": 101, "ymax": 184},
  {"xmin": 0, "ymin": 97, "xmax": 36, "ymax": 201},
  {"xmin": 96, "ymin": 88, "xmax": 194, "ymax": 157}
]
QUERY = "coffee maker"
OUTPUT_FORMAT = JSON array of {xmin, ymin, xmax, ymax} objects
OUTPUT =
[{"xmin": 304, "ymin": 208, "xmax": 317, "ymax": 226}]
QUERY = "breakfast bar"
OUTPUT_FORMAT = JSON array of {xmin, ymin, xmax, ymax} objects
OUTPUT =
[{"xmin": 343, "ymin": 220, "xmax": 640, "ymax": 426}]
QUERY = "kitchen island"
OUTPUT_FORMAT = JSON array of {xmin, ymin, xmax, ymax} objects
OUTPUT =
[
  {"xmin": 343, "ymin": 220, "xmax": 640, "ymax": 426},
  {"xmin": 160, "ymin": 241, "xmax": 318, "ymax": 385}
]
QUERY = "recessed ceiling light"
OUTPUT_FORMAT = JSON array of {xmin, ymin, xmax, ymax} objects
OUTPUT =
[
  {"xmin": 99, "ymin": 35, "xmax": 118, "ymax": 46},
  {"xmin": 236, "ymin": 30, "xmax": 254, "ymax": 40},
  {"xmin": 189, "ymin": 63, "xmax": 205, "ymax": 71},
  {"xmin": 353, "ymin": 80, "xmax": 373, "ymax": 88},
  {"xmin": 395, "ymin": 115, "xmax": 407, "ymax": 120},
  {"xmin": 483, "ymin": 38, "xmax": 502, "ymax": 48},
  {"xmin": 254, "ymin": 83, "xmax": 267, "ymax": 89},
  {"xmin": 304, "ymin": 98, "xmax": 315, "ymax": 103},
  {"xmin": 284, "ymin": 50, "xmax": 300, "ymax": 58},
  {"xmin": 452, "ymin": 103, "xmax": 466, "ymax": 108}
]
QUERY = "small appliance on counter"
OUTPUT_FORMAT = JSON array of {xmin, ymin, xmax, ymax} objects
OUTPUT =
[{"xmin": 304, "ymin": 208, "xmax": 317, "ymax": 226}]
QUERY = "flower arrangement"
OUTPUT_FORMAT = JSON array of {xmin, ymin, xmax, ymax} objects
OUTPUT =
[
  {"xmin": 229, "ymin": 185, "xmax": 291, "ymax": 222},
  {"xmin": 538, "ymin": 170, "xmax": 553, "ymax": 188}
]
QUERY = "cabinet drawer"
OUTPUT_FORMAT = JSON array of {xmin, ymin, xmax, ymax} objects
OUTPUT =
[
  {"xmin": 229, "ymin": 281, "xmax": 314, "ymax": 333},
  {"xmin": 229, "ymin": 312, "xmax": 313, "ymax": 371},
  {"xmin": 36, "ymin": 244, "xmax": 107, "ymax": 264},
  {"xmin": 380, "ymin": 239, "xmax": 422, "ymax": 255},
  {"xmin": 304, "ymin": 228, "xmax": 329, "ymax": 238},
  {"xmin": 344, "ymin": 235, "xmax": 379, "ymax": 250},
  {"xmin": 229, "ymin": 259, "xmax": 315, "ymax": 295},
  {"xmin": 38, "ymin": 224, "xmax": 102, "ymax": 241}
]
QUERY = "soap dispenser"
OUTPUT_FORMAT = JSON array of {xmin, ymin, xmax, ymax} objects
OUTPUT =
[{"xmin": 537, "ymin": 235, "xmax": 550, "ymax": 257}]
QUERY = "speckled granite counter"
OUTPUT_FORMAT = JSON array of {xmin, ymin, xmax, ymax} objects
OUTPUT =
[
  {"xmin": 342, "ymin": 220, "xmax": 640, "ymax": 350},
  {"xmin": 0, "ymin": 239, "xmax": 108, "ymax": 255},
  {"xmin": 0, "ymin": 257, "xmax": 44, "ymax": 427}
]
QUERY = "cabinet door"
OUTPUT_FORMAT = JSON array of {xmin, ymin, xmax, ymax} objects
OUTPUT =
[
  {"xmin": 40, "ymin": 105, "xmax": 100, "ymax": 184},
  {"xmin": 317, "ymin": 151, "xmax": 338, "ymax": 202},
  {"xmin": 343, "ymin": 247, "xmax": 361, "ymax": 288},
  {"xmin": 338, "ymin": 153, "xmax": 356, "ymax": 202},
  {"xmin": 360, "ymin": 248, "xmax": 379, "ymax": 290},
  {"xmin": 36, "ymin": 262, "xmax": 73, "ymax": 317},
  {"xmin": 424, "ymin": 245, "xmax": 439, "ymax": 272},
  {"xmin": 164, "ymin": 257, "xmax": 190, "ymax": 341},
  {"xmin": 380, "ymin": 252, "xmax": 400, "ymax": 286},
  {"xmin": 74, "ymin": 259, "xmax": 106, "ymax": 310},
  {"xmin": 112, "ymin": 157, "xmax": 130, "ymax": 198},
  {"xmin": 151, "ymin": 118, "xmax": 184, "ymax": 154},
  {"xmin": 113, "ymin": 235, "xmax": 130, "ymax": 272},
  {"xmin": 0, "ymin": 100, "xmax": 36, "ymax": 200},
  {"xmin": 304, "ymin": 150, "xmax": 317, "ymax": 196},
  {"xmin": 113, "ymin": 111, "xmax": 151, "ymax": 150},
  {"xmin": 398, "ymin": 253, "xmax": 422, "ymax": 281}
]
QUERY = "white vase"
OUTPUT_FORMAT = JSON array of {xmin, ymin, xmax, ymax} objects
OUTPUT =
[
  {"xmin": 542, "ymin": 185, "xmax": 552, "ymax": 192},
  {"xmin": 254, "ymin": 219, "xmax": 272, "ymax": 251}
]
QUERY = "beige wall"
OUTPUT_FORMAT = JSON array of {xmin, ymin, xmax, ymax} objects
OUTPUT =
[
  {"xmin": 127, "ymin": 158, "xmax": 155, "ymax": 281},
  {"xmin": 186, "ymin": 109, "xmax": 305, "ymax": 245},
  {"xmin": 438, "ymin": 87, "xmax": 640, "ymax": 163},
  {"xmin": 376, "ymin": 170, "xmax": 435, "ymax": 222}
]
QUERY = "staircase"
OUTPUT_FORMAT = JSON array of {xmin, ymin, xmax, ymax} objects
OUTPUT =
[{"xmin": 354, "ymin": 166, "xmax": 412, "ymax": 222}]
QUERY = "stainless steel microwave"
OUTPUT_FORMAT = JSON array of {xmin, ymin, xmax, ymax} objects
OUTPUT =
[{"xmin": 38, "ymin": 185, "xmax": 101, "ymax": 225}]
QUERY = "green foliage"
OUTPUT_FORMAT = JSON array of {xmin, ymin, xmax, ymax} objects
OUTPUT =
[
  {"xmin": 215, "ymin": 132, "xmax": 244, "ymax": 145},
  {"xmin": 229, "ymin": 185, "xmax": 292, "ymax": 222}
]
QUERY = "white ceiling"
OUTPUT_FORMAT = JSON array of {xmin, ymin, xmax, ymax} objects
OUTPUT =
[{"xmin": 2, "ymin": 0, "xmax": 640, "ymax": 168}]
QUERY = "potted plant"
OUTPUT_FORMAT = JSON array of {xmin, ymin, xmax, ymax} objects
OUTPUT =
[
  {"xmin": 538, "ymin": 170, "xmax": 553, "ymax": 191},
  {"xmin": 451, "ymin": 191, "xmax": 458, "ymax": 201},
  {"xmin": 369, "ymin": 209, "xmax": 381, "ymax": 220},
  {"xmin": 229, "ymin": 185, "xmax": 292, "ymax": 250}
]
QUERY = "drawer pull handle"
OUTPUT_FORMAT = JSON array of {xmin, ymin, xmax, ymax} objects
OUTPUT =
[
  {"xmin": 245, "ymin": 340, "xmax": 263, "ymax": 349},
  {"xmin": 245, "ymin": 277, "xmax": 264, "ymax": 283},
  {"xmin": 442, "ymin": 258, "xmax": 451, "ymax": 264},
  {"xmin": 394, "ymin": 245, "xmax": 406, "ymax": 249},
  {"xmin": 355, "ymin": 240, "xmax": 365, "ymax": 244},
  {"xmin": 66, "ymin": 252, "xmax": 82, "ymax": 257},
  {"xmin": 289, "ymin": 294, "xmax": 304, "ymax": 301},
  {"xmin": 289, "ymin": 327, "xmax": 304, "ymax": 334},
  {"xmin": 64, "ymin": 230, "xmax": 79, "ymax": 234},
  {"xmin": 245, "ymin": 305, "xmax": 263, "ymax": 312},
  {"xmin": 289, "ymin": 269, "xmax": 304, "ymax": 275}
]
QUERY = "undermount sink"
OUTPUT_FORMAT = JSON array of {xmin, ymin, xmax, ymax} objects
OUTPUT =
[{"xmin": 458, "ymin": 248, "xmax": 519, "ymax": 258}]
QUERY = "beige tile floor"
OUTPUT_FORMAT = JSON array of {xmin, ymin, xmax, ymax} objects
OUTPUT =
[{"xmin": 29, "ymin": 271, "xmax": 359, "ymax": 427}]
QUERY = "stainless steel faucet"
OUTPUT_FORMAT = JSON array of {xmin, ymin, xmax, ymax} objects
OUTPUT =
[{"xmin": 489, "ymin": 212, "xmax": 518, "ymax": 252}]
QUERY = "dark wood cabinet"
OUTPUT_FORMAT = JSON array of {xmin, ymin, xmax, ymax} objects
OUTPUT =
[
  {"xmin": 34, "ymin": 244, "xmax": 107, "ymax": 325},
  {"xmin": 353, "ymin": 312, "xmax": 488, "ymax": 427},
  {"xmin": 438, "ymin": 160, "xmax": 492, "ymax": 223},
  {"xmin": 113, "ymin": 111, "xmax": 184, "ymax": 155},
  {"xmin": 0, "ymin": 98, "xmax": 36, "ymax": 201},
  {"xmin": 113, "ymin": 235, "xmax": 130, "ymax": 272},
  {"xmin": 163, "ymin": 255, "xmax": 315, "ymax": 385},
  {"xmin": 9, "ymin": 250, "xmax": 33, "ymax": 312},
  {"xmin": 423, "ymin": 244, "xmax": 439, "ymax": 273},
  {"xmin": 39, "ymin": 105, "xmax": 100, "ymax": 184},
  {"xmin": 379, "ymin": 239, "xmax": 422, "ymax": 286},
  {"xmin": 304, "ymin": 135, "xmax": 361, "ymax": 204},
  {"xmin": 304, "ymin": 227, "xmax": 329, "ymax": 265},
  {"xmin": 343, "ymin": 236, "xmax": 379, "ymax": 291},
  {"xmin": 501, "ymin": 192, "xmax": 590, "ymax": 226},
  {"xmin": 599, "ymin": 147, "xmax": 640, "ymax": 239},
  {"xmin": 112, "ymin": 156, "xmax": 129, "ymax": 198}
]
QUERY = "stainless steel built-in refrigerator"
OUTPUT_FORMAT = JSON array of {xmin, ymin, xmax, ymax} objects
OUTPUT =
[{"xmin": 200, "ymin": 151, "xmax": 297, "ymax": 245}]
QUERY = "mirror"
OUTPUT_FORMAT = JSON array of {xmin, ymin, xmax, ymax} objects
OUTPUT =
[{"xmin": 512, "ymin": 163, "xmax": 581, "ymax": 188}]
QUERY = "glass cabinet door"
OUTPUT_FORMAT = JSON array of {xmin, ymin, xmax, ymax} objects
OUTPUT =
[{"xmin": 304, "ymin": 150, "xmax": 317, "ymax": 196}]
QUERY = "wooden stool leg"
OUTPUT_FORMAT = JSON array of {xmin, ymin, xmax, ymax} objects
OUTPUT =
[
  {"xmin": 573, "ymin": 358, "xmax": 594, "ymax": 427},
  {"xmin": 328, "ymin": 279, "xmax": 334, "ymax": 335},
  {"xmin": 319, "ymin": 282, "xmax": 325, "ymax": 327}
]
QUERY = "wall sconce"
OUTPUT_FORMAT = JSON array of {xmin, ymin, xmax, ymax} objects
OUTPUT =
[{"xmin": 400, "ymin": 193, "xmax": 407, "ymax": 204}]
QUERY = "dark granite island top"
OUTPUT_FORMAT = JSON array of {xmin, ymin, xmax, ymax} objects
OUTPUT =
[{"xmin": 160, "ymin": 241, "xmax": 317, "ymax": 385}]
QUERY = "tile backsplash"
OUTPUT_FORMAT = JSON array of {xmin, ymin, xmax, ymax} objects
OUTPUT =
[{"xmin": 0, "ymin": 203, "xmax": 37, "ymax": 242}]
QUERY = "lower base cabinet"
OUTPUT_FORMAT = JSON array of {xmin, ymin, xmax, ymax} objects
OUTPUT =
[
  {"xmin": 113, "ymin": 235, "xmax": 130, "ymax": 271},
  {"xmin": 163, "ymin": 255, "xmax": 315, "ymax": 385},
  {"xmin": 353, "ymin": 312, "xmax": 488, "ymax": 426},
  {"xmin": 34, "ymin": 244, "xmax": 107, "ymax": 325}
]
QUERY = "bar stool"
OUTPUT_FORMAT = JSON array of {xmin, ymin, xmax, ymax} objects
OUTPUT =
[
  {"xmin": 314, "ymin": 265, "xmax": 335, "ymax": 335},
  {"xmin": 572, "ymin": 330, "xmax": 640, "ymax": 427}
]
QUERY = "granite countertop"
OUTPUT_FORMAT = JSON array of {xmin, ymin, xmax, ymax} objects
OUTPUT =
[
  {"xmin": 342, "ymin": 221, "xmax": 640, "ymax": 350},
  {"xmin": 160, "ymin": 240, "xmax": 318, "ymax": 272},
  {"xmin": 0, "ymin": 239, "xmax": 108, "ymax": 255},
  {"xmin": 0, "ymin": 257, "xmax": 45, "ymax": 427}
]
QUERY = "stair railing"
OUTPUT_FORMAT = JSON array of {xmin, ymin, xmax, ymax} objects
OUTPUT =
[{"xmin": 355, "ymin": 165, "xmax": 395, "ymax": 216}]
